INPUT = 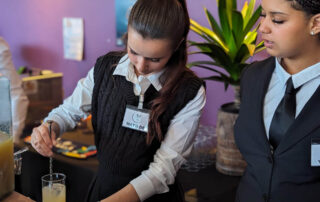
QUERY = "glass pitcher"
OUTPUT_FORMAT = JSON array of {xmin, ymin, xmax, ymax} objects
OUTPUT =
[{"xmin": 0, "ymin": 75, "xmax": 14, "ymax": 199}]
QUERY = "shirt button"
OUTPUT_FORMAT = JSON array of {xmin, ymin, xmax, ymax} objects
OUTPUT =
[
  {"xmin": 270, "ymin": 145, "xmax": 274, "ymax": 155},
  {"xmin": 268, "ymin": 156, "xmax": 273, "ymax": 164}
]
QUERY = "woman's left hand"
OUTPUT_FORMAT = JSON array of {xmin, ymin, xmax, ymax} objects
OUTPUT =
[{"xmin": 101, "ymin": 184, "xmax": 140, "ymax": 202}]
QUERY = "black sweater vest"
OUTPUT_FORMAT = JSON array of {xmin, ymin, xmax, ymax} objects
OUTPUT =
[{"xmin": 91, "ymin": 52, "xmax": 202, "ymax": 178}]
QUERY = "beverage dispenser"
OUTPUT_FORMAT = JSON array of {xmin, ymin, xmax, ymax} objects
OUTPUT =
[{"xmin": 0, "ymin": 75, "xmax": 14, "ymax": 199}]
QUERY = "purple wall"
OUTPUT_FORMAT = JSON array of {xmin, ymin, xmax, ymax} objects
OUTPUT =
[{"xmin": 0, "ymin": 0, "xmax": 267, "ymax": 126}]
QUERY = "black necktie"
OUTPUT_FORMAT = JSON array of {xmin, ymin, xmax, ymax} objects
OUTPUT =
[{"xmin": 269, "ymin": 77, "xmax": 300, "ymax": 149}]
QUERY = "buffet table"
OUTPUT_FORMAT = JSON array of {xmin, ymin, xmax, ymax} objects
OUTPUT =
[
  {"xmin": 15, "ymin": 128, "xmax": 98, "ymax": 202},
  {"xmin": 2, "ymin": 191, "xmax": 35, "ymax": 202},
  {"xmin": 15, "ymin": 128, "xmax": 240, "ymax": 202}
]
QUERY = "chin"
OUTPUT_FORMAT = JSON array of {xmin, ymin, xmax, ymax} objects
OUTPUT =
[{"xmin": 265, "ymin": 49, "xmax": 280, "ymax": 57}]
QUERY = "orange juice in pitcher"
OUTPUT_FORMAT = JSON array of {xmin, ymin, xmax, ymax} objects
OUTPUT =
[{"xmin": 0, "ymin": 75, "xmax": 14, "ymax": 199}]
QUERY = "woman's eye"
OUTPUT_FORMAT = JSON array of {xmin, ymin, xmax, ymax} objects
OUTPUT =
[
  {"xmin": 130, "ymin": 49, "xmax": 138, "ymax": 55},
  {"xmin": 150, "ymin": 58, "xmax": 160, "ymax": 63},
  {"xmin": 272, "ymin": 19, "xmax": 284, "ymax": 24}
]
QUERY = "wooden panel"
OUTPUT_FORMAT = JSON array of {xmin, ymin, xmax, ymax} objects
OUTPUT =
[{"xmin": 22, "ymin": 73, "xmax": 63, "ymax": 126}]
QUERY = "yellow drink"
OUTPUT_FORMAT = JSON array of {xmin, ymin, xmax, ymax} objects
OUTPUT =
[
  {"xmin": 0, "ymin": 131, "xmax": 14, "ymax": 199},
  {"xmin": 42, "ymin": 183, "xmax": 66, "ymax": 202}
]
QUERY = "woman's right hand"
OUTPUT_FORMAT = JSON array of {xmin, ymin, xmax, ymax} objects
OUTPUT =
[{"xmin": 31, "ymin": 121, "xmax": 60, "ymax": 157}]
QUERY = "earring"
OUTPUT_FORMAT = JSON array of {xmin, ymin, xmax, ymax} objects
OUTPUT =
[{"xmin": 310, "ymin": 30, "xmax": 315, "ymax": 36}]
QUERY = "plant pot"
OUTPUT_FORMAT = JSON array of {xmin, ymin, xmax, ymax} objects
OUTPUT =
[{"xmin": 215, "ymin": 102, "xmax": 247, "ymax": 176}]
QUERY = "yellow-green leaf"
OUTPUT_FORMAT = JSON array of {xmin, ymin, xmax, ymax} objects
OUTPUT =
[
  {"xmin": 190, "ymin": 19, "xmax": 229, "ymax": 52},
  {"xmin": 244, "ymin": 31, "xmax": 257, "ymax": 45},
  {"xmin": 241, "ymin": 1, "xmax": 248, "ymax": 19},
  {"xmin": 244, "ymin": 0, "xmax": 256, "ymax": 27},
  {"xmin": 247, "ymin": 44, "xmax": 256, "ymax": 56},
  {"xmin": 204, "ymin": 7, "xmax": 224, "ymax": 41}
]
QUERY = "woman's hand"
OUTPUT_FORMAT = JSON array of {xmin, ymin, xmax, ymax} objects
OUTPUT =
[
  {"xmin": 101, "ymin": 184, "xmax": 140, "ymax": 202},
  {"xmin": 31, "ymin": 121, "xmax": 60, "ymax": 157}
]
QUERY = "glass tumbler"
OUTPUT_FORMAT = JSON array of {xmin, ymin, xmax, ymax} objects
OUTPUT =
[{"xmin": 41, "ymin": 173, "xmax": 66, "ymax": 202}]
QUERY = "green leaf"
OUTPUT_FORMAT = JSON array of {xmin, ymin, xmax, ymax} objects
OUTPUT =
[
  {"xmin": 247, "ymin": 44, "xmax": 256, "ymax": 56},
  {"xmin": 190, "ymin": 24, "xmax": 215, "ymax": 43},
  {"xmin": 202, "ymin": 75, "xmax": 226, "ymax": 82},
  {"xmin": 243, "ymin": 0, "xmax": 256, "ymax": 28},
  {"xmin": 226, "ymin": 37, "xmax": 238, "ymax": 61},
  {"xmin": 226, "ymin": 0, "xmax": 237, "ymax": 26},
  {"xmin": 255, "ymin": 40, "xmax": 264, "ymax": 49},
  {"xmin": 228, "ymin": 63, "xmax": 242, "ymax": 81},
  {"xmin": 190, "ymin": 64, "xmax": 230, "ymax": 77},
  {"xmin": 190, "ymin": 19, "xmax": 228, "ymax": 51},
  {"xmin": 253, "ymin": 40, "xmax": 266, "ymax": 54},
  {"xmin": 228, "ymin": 0, "xmax": 237, "ymax": 10},
  {"xmin": 188, "ymin": 42, "xmax": 234, "ymax": 72},
  {"xmin": 241, "ymin": 1, "xmax": 249, "ymax": 18},
  {"xmin": 190, "ymin": 26, "xmax": 212, "ymax": 42},
  {"xmin": 218, "ymin": 0, "xmax": 231, "ymax": 40},
  {"xmin": 188, "ymin": 0, "xmax": 262, "ymax": 85},
  {"xmin": 244, "ymin": 31, "xmax": 257, "ymax": 46},
  {"xmin": 218, "ymin": 0, "xmax": 238, "ymax": 60},
  {"xmin": 243, "ymin": 6, "xmax": 262, "ymax": 35},
  {"xmin": 234, "ymin": 44, "xmax": 250, "ymax": 64},
  {"xmin": 187, "ymin": 61, "xmax": 225, "ymax": 69},
  {"xmin": 201, "ymin": 75, "xmax": 231, "ymax": 90},
  {"xmin": 231, "ymin": 10, "xmax": 244, "ymax": 47},
  {"xmin": 200, "ymin": 43, "xmax": 233, "ymax": 70},
  {"xmin": 188, "ymin": 51, "xmax": 211, "ymax": 55},
  {"xmin": 189, "ymin": 41, "xmax": 212, "ymax": 53},
  {"xmin": 204, "ymin": 8, "xmax": 224, "ymax": 42}
]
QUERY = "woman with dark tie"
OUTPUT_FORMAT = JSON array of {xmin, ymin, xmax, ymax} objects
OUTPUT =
[{"xmin": 234, "ymin": 0, "xmax": 320, "ymax": 201}]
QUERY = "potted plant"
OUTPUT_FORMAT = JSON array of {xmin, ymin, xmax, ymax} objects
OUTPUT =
[
  {"xmin": 188, "ymin": 0, "xmax": 265, "ymax": 176},
  {"xmin": 188, "ymin": 0, "xmax": 264, "ymax": 110}
]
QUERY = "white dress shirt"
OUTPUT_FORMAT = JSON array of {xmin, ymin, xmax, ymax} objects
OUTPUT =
[
  {"xmin": 45, "ymin": 54, "xmax": 206, "ymax": 201},
  {"xmin": 263, "ymin": 58, "xmax": 320, "ymax": 138},
  {"xmin": 0, "ymin": 37, "xmax": 29, "ymax": 142}
]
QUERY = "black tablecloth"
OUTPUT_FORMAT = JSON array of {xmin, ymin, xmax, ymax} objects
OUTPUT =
[
  {"xmin": 15, "ymin": 129, "xmax": 98, "ymax": 202},
  {"xmin": 15, "ymin": 129, "xmax": 240, "ymax": 202}
]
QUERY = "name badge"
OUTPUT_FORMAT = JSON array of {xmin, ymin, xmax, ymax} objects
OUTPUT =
[
  {"xmin": 122, "ymin": 105, "xmax": 150, "ymax": 133},
  {"xmin": 311, "ymin": 139, "xmax": 320, "ymax": 167}
]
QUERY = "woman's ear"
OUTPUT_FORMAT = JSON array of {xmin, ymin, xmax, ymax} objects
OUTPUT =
[{"xmin": 309, "ymin": 14, "xmax": 320, "ymax": 36}]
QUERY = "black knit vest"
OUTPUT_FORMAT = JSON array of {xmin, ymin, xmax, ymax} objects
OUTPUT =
[{"xmin": 91, "ymin": 52, "xmax": 203, "ymax": 178}]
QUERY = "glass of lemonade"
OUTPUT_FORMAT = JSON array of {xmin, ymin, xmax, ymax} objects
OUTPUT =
[{"xmin": 41, "ymin": 173, "xmax": 66, "ymax": 202}]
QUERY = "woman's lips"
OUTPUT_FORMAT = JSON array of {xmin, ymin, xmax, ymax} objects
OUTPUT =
[{"xmin": 263, "ymin": 39, "xmax": 274, "ymax": 48}]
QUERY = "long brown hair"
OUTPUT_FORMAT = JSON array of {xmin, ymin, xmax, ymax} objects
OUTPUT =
[{"xmin": 125, "ymin": 0, "xmax": 196, "ymax": 144}]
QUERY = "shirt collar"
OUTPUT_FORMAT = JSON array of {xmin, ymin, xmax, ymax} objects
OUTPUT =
[
  {"xmin": 275, "ymin": 57, "xmax": 291, "ymax": 87},
  {"xmin": 113, "ymin": 54, "xmax": 164, "ymax": 91},
  {"xmin": 275, "ymin": 57, "xmax": 320, "ymax": 89}
]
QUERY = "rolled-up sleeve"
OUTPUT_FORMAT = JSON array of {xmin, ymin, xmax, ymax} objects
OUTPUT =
[
  {"xmin": 45, "ymin": 68, "xmax": 94, "ymax": 134},
  {"xmin": 130, "ymin": 85, "xmax": 206, "ymax": 201}
]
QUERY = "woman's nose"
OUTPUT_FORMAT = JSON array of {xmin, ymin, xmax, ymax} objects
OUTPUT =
[
  {"xmin": 136, "ymin": 57, "xmax": 147, "ymax": 69},
  {"xmin": 258, "ymin": 17, "xmax": 271, "ymax": 34}
]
